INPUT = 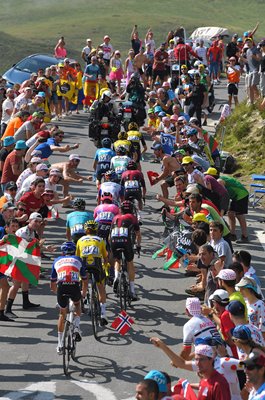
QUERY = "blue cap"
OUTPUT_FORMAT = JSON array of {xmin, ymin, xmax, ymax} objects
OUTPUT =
[
  {"xmin": 15, "ymin": 140, "xmax": 27, "ymax": 150},
  {"xmin": 37, "ymin": 91, "xmax": 46, "ymax": 98},
  {"xmin": 158, "ymin": 111, "xmax": 166, "ymax": 117},
  {"xmin": 226, "ymin": 300, "xmax": 245, "ymax": 317},
  {"xmin": 144, "ymin": 370, "xmax": 167, "ymax": 393},
  {"xmin": 232, "ymin": 325, "xmax": 252, "ymax": 341},
  {"xmin": 154, "ymin": 105, "xmax": 162, "ymax": 113},
  {"xmin": 187, "ymin": 128, "xmax": 198, "ymax": 137},
  {"xmin": 3, "ymin": 136, "xmax": 15, "ymax": 147}
]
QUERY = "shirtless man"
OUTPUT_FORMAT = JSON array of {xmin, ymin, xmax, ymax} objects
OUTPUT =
[
  {"xmin": 51, "ymin": 154, "xmax": 92, "ymax": 197},
  {"xmin": 134, "ymin": 47, "xmax": 150, "ymax": 87},
  {"xmin": 151, "ymin": 143, "xmax": 182, "ymax": 198}
]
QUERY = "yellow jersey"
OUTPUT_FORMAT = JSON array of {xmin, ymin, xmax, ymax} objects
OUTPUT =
[
  {"xmin": 113, "ymin": 139, "xmax": 132, "ymax": 153},
  {"xmin": 76, "ymin": 234, "xmax": 107, "ymax": 266},
  {"xmin": 126, "ymin": 130, "xmax": 143, "ymax": 143}
]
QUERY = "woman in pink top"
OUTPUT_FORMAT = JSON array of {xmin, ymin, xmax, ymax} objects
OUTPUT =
[{"xmin": 54, "ymin": 37, "xmax": 67, "ymax": 59}]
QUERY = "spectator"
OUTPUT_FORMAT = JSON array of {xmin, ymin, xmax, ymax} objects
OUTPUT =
[
  {"xmin": 241, "ymin": 351, "xmax": 265, "ymax": 400},
  {"xmin": 100, "ymin": 35, "xmax": 114, "ymax": 73},
  {"xmin": 1, "ymin": 140, "xmax": 27, "ymax": 192},
  {"xmin": 188, "ymin": 73, "xmax": 207, "ymax": 127},
  {"xmin": 12, "ymin": 87, "xmax": 33, "ymax": 115},
  {"xmin": 226, "ymin": 34, "xmax": 239, "ymax": 60},
  {"xmin": 81, "ymin": 38, "xmax": 93, "ymax": 65},
  {"xmin": 1, "ymin": 88, "xmax": 15, "ymax": 135},
  {"xmin": 207, "ymin": 41, "xmax": 222, "ymax": 84},
  {"xmin": 14, "ymin": 112, "xmax": 43, "ymax": 142},
  {"xmin": 20, "ymin": 178, "xmax": 45, "ymax": 216},
  {"xmin": 144, "ymin": 370, "xmax": 167, "ymax": 400},
  {"xmin": 152, "ymin": 43, "xmax": 168, "ymax": 86},
  {"xmin": 54, "ymin": 37, "xmax": 67, "ymax": 58},
  {"xmin": 0, "ymin": 181, "xmax": 17, "ymax": 210},
  {"xmin": 0, "ymin": 136, "xmax": 15, "ymax": 185},
  {"xmin": 209, "ymin": 221, "xmax": 233, "ymax": 268},
  {"xmin": 135, "ymin": 379, "xmax": 159, "ymax": 400},
  {"xmin": 241, "ymin": 38, "xmax": 261, "ymax": 105},
  {"xmin": 1, "ymin": 110, "xmax": 30, "ymax": 140},
  {"xmin": 131, "ymin": 25, "xmax": 142, "ymax": 55}
]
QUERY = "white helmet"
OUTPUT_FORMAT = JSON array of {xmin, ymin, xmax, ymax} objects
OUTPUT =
[
  {"xmin": 194, "ymin": 60, "xmax": 201, "ymax": 67},
  {"xmin": 101, "ymin": 90, "xmax": 112, "ymax": 100}
]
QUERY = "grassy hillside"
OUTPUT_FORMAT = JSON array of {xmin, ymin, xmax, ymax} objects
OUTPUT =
[
  {"xmin": 0, "ymin": 0, "xmax": 263, "ymax": 73},
  {"xmin": 216, "ymin": 102, "xmax": 265, "ymax": 178}
]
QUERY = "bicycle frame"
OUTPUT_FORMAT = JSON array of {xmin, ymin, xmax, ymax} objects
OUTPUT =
[{"xmin": 62, "ymin": 299, "xmax": 77, "ymax": 375}]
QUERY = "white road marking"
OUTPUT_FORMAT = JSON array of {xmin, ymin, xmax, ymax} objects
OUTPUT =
[
  {"xmin": 72, "ymin": 380, "xmax": 117, "ymax": 400},
  {"xmin": 256, "ymin": 230, "xmax": 265, "ymax": 252},
  {"xmin": 0, "ymin": 382, "xmax": 56, "ymax": 400}
]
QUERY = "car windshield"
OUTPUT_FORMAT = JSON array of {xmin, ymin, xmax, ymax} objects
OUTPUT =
[{"xmin": 15, "ymin": 56, "xmax": 59, "ymax": 73}]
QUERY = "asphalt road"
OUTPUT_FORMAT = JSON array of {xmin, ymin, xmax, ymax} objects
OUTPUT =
[{"xmin": 0, "ymin": 80, "xmax": 265, "ymax": 400}]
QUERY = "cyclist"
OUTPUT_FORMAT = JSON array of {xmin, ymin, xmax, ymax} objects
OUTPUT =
[
  {"xmin": 120, "ymin": 160, "xmax": 146, "ymax": 211},
  {"xmin": 110, "ymin": 145, "xmax": 131, "ymax": 181},
  {"xmin": 113, "ymin": 131, "xmax": 134, "ymax": 157},
  {"xmin": 93, "ymin": 138, "xmax": 116, "ymax": 190},
  {"xmin": 50, "ymin": 241, "xmax": 88, "ymax": 354},
  {"xmin": 66, "ymin": 198, "xmax": 94, "ymax": 243},
  {"xmin": 126, "ymin": 122, "xmax": 147, "ymax": 170},
  {"xmin": 98, "ymin": 170, "xmax": 124, "ymax": 205},
  {"xmin": 94, "ymin": 192, "xmax": 120, "ymax": 243},
  {"xmin": 110, "ymin": 200, "xmax": 141, "ymax": 301},
  {"xmin": 76, "ymin": 220, "xmax": 109, "ymax": 325}
]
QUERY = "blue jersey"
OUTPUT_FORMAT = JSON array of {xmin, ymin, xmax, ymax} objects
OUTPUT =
[
  {"xmin": 95, "ymin": 147, "xmax": 116, "ymax": 172},
  {"xmin": 50, "ymin": 255, "xmax": 87, "ymax": 283},
  {"xmin": 66, "ymin": 210, "xmax": 94, "ymax": 237},
  {"xmin": 160, "ymin": 132, "xmax": 176, "ymax": 155}
]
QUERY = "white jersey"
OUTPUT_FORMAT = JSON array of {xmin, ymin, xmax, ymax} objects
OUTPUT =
[
  {"xmin": 99, "ymin": 182, "xmax": 123, "ymax": 205},
  {"xmin": 16, "ymin": 168, "xmax": 32, "ymax": 191},
  {"xmin": 192, "ymin": 356, "xmax": 242, "ymax": 400},
  {"xmin": 1, "ymin": 98, "xmax": 14, "ymax": 124},
  {"xmin": 195, "ymin": 46, "xmax": 208, "ymax": 66},
  {"xmin": 183, "ymin": 315, "xmax": 219, "ymax": 347}
]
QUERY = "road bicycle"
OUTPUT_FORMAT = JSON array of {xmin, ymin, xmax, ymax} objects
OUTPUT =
[
  {"xmin": 85, "ymin": 266, "xmax": 102, "ymax": 340},
  {"xmin": 62, "ymin": 299, "xmax": 77, "ymax": 375}
]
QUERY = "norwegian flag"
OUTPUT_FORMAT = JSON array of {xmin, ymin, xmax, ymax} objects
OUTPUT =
[{"xmin": 111, "ymin": 310, "xmax": 134, "ymax": 335}]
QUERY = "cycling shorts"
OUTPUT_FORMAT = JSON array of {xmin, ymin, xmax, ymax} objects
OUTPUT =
[
  {"xmin": 124, "ymin": 189, "xmax": 142, "ymax": 202},
  {"xmin": 57, "ymin": 281, "xmax": 81, "ymax": 309},
  {"xmin": 111, "ymin": 239, "xmax": 134, "ymax": 262}
]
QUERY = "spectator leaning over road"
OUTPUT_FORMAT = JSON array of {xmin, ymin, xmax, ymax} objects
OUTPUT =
[
  {"xmin": 1, "ymin": 110, "xmax": 30, "ymax": 140},
  {"xmin": 0, "ymin": 140, "xmax": 27, "ymax": 193},
  {"xmin": 16, "ymin": 163, "xmax": 49, "ymax": 200},
  {"xmin": 34, "ymin": 128, "xmax": 79, "ymax": 160},
  {"xmin": 14, "ymin": 111, "xmax": 43, "ymax": 142},
  {"xmin": 0, "ymin": 136, "xmax": 15, "ymax": 184},
  {"xmin": 12, "ymin": 87, "xmax": 33, "ymax": 115}
]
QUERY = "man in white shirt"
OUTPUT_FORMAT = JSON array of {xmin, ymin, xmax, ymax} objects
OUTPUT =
[{"xmin": 1, "ymin": 89, "xmax": 15, "ymax": 135}]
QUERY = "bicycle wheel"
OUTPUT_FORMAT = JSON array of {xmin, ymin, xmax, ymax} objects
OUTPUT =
[
  {"xmin": 119, "ymin": 272, "xmax": 127, "ymax": 311},
  {"xmin": 62, "ymin": 321, "xmax": 71, "ymax": 375},
  {"xmin": 71, "ymin": 334, "xmax": 77, "ymax": 361},
  {"xmin": 90, "ymin": 284, "xmax": 100, "ymax": 340}
]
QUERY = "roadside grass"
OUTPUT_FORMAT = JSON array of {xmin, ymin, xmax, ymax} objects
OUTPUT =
[
  {"xmin": 216, "ymin": 102, "xmax": 265, "ymax": 179},
  {"xmin": 0, "ymin": 0, "xmax": 263, "ymax": 72}
]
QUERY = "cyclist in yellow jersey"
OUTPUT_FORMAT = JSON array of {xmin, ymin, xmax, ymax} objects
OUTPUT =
[
  {"xmin": 76, "ymin": 220, "xmax": 109, "ymax": 325},
  {"xmin": 113, "ymin": 131, "xmax": 135, "ymax": 159},
  {"xmin": 126, "ymin": 122, "xmax": 147, "ymax": 170}
]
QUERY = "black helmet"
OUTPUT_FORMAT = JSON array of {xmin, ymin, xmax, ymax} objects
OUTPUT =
[
  {"xmin": 128, "ymin": 122, "xmax": 139, "ymax": 131},
  {"xmin": 116, "ymin": 145, "xmax": 127, "ymax": 155},
  {"xmin": 104, "ymin": 170, "xmax": 118, "ymax": 182},
  {"xmin": 84, "ymin": 220, "xmax": 98, "ymax": 232},
  {"xmin": 61, "ymin": 241, "xmax": 76, "ymax": 255},
  {"xmin": 73, "ymin": 198, "xmax": 86, "ymax": 210},
  {"xmin": 121, "ymin": 200, "xmax": 134, "ymax": 214},
  {"xmin": 127, "ymin": 160, "xmax": 137, "ymax": 170}
]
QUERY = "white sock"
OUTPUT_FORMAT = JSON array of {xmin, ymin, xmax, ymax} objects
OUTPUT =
[
  {"xmin": 100, "ymin": 303, "xmax": 106, "ymax": 315},
  {"xmin": 58, "ymin": 332, "xmax": 63, "ymax": 347},
  {"xmin": 74, "ymin": 316, "xmax": 80, "ymax": 329},
  {"xmin": 130, "ymin": 282, "xmax": 135, "ymax": 293},
  {"xmin": 114, "ymin": 270, "xmax": 119, "ymax": 280}
]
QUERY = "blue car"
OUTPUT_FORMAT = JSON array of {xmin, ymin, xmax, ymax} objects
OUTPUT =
[{"xmin": 2, "ymin": 53, "xmax": 64, "ymax": 87}]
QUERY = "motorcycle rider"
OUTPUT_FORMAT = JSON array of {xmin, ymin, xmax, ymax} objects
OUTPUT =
[{"xmin": 89, "ymin": 90, "xmax": 113, "ymax": 121}]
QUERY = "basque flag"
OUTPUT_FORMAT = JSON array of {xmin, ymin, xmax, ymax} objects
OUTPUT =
[{"xmin": 111, "ymin": 310, "xmax": 134, "ymax": 335}]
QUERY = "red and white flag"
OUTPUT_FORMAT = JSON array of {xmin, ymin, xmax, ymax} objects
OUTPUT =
[{"xmin": 111, "ymin": 310, "xmax": 134, "ymax": 335}]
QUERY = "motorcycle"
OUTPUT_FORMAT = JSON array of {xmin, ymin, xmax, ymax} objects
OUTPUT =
[
  {"xmin": 118, "ymin": 101, "xmax": 146, "ymax": 131},
  {"xmin": 88, "ymin": 116, "xmax": 120, "ymax": 148}
]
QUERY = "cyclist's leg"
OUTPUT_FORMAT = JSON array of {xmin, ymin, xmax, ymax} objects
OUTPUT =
[
  {"xmin": 124, "ymin": 247, "xmax": 138, "ymax": 300},
  {"xmin": 57, "ymin": 283, "xmax": 70, "ymax": 351},
  {"xmin": 111, "ymin": 243, "xmax": 122, "ymax": 292}
]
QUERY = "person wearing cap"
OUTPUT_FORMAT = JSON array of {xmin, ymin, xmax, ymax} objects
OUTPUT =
[
  {"xmin": 225, "ymin": 56, "xmax": 241, "ymax": 107},
  {"xmin": 51, "ymin": 154, "xmax": 92, "ymax": 197},
  {"xmin": 144, "ymin": 370, "xmax": 167, "ymax": 399},
  {"xmin": 13, "ymin": 112, "xmax": 43, "ymax": 142},
  {"xmin": 186, "ymin": 128, "xmax": 214, "ymax": 169},
  {"xmin": 179, "ymin": 297, "xmax": 218, "ymax": 360},
  {"xmin": 236, "ymin": 277, "xmax": 265, "ymax": 338},
  {"xmin": 20, "ymin": 72, "xmax": 38, "ymax": 93},
  {"xmin": 12, "ymin": 87, "xmax": 33, "ymax": 116},
  {"xmin": 100, "ymin": 35, "xmax": 114, "ymax": 73},
  {"xmin": 0, "ymin": 181, "xmax": 17, "ymax": 210},
  {"xmin": 109, "ymin": 50, "xmax": 124, "ymax": 95},
  {"xmin": 0, "ymin": 140, "xmax": 27, "ymax": 192},
  {"xmin": 44, "ymin": 168, "xmax": 70, "ymax": 206},
  {"xmin": 242, "ymin": 351, "xmax": 265, "ymax": 400},
  {"xmin": 181, "ymin": 156, "xmax": 206, "ymax": 187},
  {"xmin": 16, "ymin": 163, "xmax": 49, "ymax": 201},
  {"xmin": 135, "ymin": 378, "xmax": 159, "ymax": 400},
  {"xmin": 152, "ymin": 43, "xmax": 169, "ymax": 86},
  {"xmin": 0, "ymin": 88, "xmax": 15, "ymax": 135},
  {"xmin": 54, "ymin": 36, "xmax": 67, "ymax": 59},
  {"xmin": 150, "ymin": 144, "xmax": 181, "ymax": 198},
  {"xmin": 81, "ymin": 38, "xmax": 93, "ymax": 65},
  {"xmin": 204, "ymin": 167, "xmax": 229, "ymax": 216},
  {"xmin": 1, "ymin": 110, "xmax": 30, "ymax": 140},
  {"xmin": 0, "ymin": 136, "xmax": 15, "ymax": 185}
]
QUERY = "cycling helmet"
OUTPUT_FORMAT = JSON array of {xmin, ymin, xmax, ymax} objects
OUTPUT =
[
  {"xmin": 101, "ymin": 191, "xmax": 113, "ymax": 203},
  {"xmin": 101, "ymin": 90, "xmax": 112, "ymax": 100},
  {"xmin": 120, "ymin": 200, "xmax": 134, "ymax": 214},
  {"xmin": 130, "ymin": 72, "xmax": 140, "ymax": 80},
  {"xmin": 127, "ymin": 160, "xmax": 137, "ymax": 170},
  {"xmin": 101, "ymin": 137, "xmax": 112, "ymax": 148},
  {"xmin": 128, "ymin": 122, "xmax": 139, "ymax": 131},
  {"xmin": 84, "ymin": 220, "xmax": 98, "ymax": 232},
  {"xmin": 104, "ymin": 170, "xmax": 118, "ymax": 181},
  {"xmin": 73, "ymin": 198, "xmax": 86, "ymax": 210},
  {"xmin": 116, "ymin": 145, "xmax": 127, "ymax": 155},
  {"xmin": 189, "ymin": 117, "xmax": 200, "ymax": 126},
  {"xmin": 118, "ymin": 131, "xmax": 128, "ymax": 140},
  {"xmin": 194, "ymin": 60, "xmax": 201, "ymax": 67},
  {"xmin": 61, "ymin": 241, "xmax": 76, "ymax": 255}
]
